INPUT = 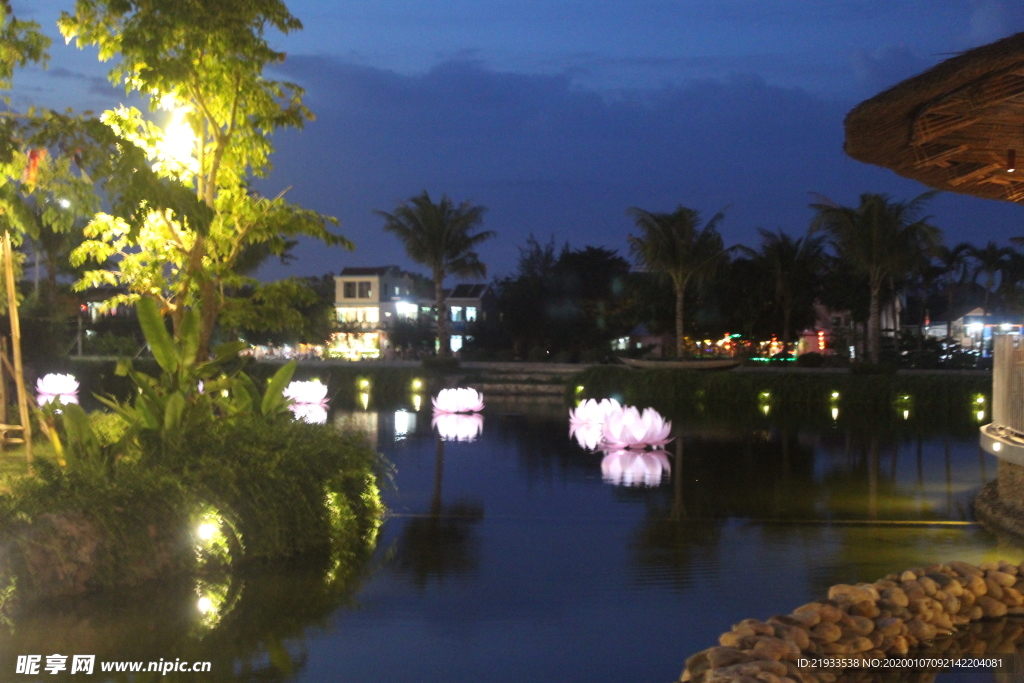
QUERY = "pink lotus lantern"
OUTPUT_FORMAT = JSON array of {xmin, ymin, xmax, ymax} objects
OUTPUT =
[
  {"xmin": 36, "ymin": 373, "xmax": 79, "ymax": 406},
  {"xmin": 291, "ymin": 402, "xmax": 328, "ymax": 425},
  {"xmin": 432, "ymin": 388, "xmax": 484, "ymax": 414},
  {"xmin": 600, "ymin": 449, "xmax": 671, "ymax": 487},
  {"xmin": 432, "ymin": 412, "xmax": 484, "ymax": 442},
  {"xmin": 569, "ymin": 398, "xmax": 621, "ymax": 450},
  {"xmin": 601, "ymin": 406, "xmax": 672, "ymax": 450}
]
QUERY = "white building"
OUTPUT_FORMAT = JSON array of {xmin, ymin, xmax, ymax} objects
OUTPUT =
[{"xmin": 330, "ymin": 266, "xmax": 425, "ymax": 359}]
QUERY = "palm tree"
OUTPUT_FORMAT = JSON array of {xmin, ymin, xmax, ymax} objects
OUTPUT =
[
  {"xmin": 376, "ymin": 191, "xmax": 494, "ymax": 356},
  {"xmin": 810, "ymin": 192, "xmax": 940, "ymax": 364},
  {"xmin": 627, "ymin": 206, "xmax": 728, "ymax": 357},
  {"xmin": 934, "ymin": 242, "xmax": 971, "ymax": 341},
  {"xmin": 968, "ymin": 241, "xmax": 1012, "ymax": 316},
  {"xmin": 742, "ymin": 228, "xmax": 827, "ymax": 345}
]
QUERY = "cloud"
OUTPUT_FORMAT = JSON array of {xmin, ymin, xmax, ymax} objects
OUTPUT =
[
  {"xmin": 252, "ymin": 57, "xmax": 1023, "ymax": 279},
  {"xmin": 850, "ymin": 45, "xmax": 933, "ymax": 94}
]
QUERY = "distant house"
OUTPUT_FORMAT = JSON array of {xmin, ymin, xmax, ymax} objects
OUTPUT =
[
  {"xmin": 921, "ymin": 305, "xmax": 1024, "ymax": 351},
  {"xmin": 331, "ymin": 266, "xmax": 427, "ymax": 359},
  {"xmin": 446, "ymin": 283, "xmax": 493, "ymax": 353}
]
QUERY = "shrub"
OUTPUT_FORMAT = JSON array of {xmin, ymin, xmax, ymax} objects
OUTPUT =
[
  {"xmin": 422, "ymin": 356, "xmax": 461, "ymax": 373},
  {"xmin": 796, "ymin": 352, "xmax": 823, "ymax": 367}
]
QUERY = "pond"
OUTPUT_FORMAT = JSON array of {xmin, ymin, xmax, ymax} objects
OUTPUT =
[{"xmin": 3, "ymin": 393, "xmax": 1020, "ymax": 682}]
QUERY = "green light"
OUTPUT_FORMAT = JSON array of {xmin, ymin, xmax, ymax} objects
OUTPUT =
[
  {"xmin": 576, "ymin": 385, "xmax": 585, "ymax": 393},
  {"xmin": 358, "ymin": 378, "xmax": 370, "ymax": 390}
]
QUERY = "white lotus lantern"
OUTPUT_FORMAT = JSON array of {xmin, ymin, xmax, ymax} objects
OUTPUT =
[
  {"xmin": 600, "ymin": 449, "xmax": 671, "ymax": 487},
  {"xmin": 290, "ymin": 402, "xmax": 328, "ymax": 425},
  {"xmin": 432, "ymin": 387, "xmax": 484, "ymax": 414},
  {"xmin": 283, "ymin": 379, "xmax": 329, "ymax": 404},
  {"xmin": 36, "ymin": 373, "xmax": 80, "ymax": 405},
  {"xmin": 568, "ymin": 398, "xmax": 622, "ymax": 450},
  {"xmin": 601, "ymin": 406, "xmax": 672, "ymax": 450},
  {"xmin": 432, "ymin": 412, "xmax": 484, "ymax": 442}
]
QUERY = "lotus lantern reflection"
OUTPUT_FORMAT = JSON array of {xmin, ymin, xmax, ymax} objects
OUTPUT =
[
  {"xmin": 36, "ymin": 373, "xmax": 79, "ymax": 405},
  {"xmin": 432, "ymin": 388, "xmax": 484, "ymax": 414},
  {"xmin": 601, "ymin": 406, "xmax": 672, "ymax": 450},
  {"xmin": 284, "ymin": 379, "xmax": 329, "ymax": 423},
  {"xmin": 601, "ymin": 449, "xmax": 671, "ymax": 487},
  {"xmin": 432, "ymin": 412, "xmax": 484, "ymax": 442}
]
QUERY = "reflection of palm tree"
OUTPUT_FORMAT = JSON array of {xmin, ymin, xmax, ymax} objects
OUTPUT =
[{"xmin": 395, "ymin": 436, "xmax": 484, "ymax": 587}]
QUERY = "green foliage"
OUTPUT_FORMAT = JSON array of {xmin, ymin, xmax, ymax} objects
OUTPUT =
[
  {"xmin": 163, "ymin": 415, "xmax": 382, "ymax": 560},
  {"xmin": 60, "ymin": 0, "xmax": 351, "ymax": 356}
]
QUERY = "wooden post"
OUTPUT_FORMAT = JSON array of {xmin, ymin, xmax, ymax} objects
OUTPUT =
[
  {"xmin": 2, "ymin": 233, "xmax": 31, "ymax": 464},
  {"xmin": 0, "ymin": 337, "xmax": 8, "ymax": 428}
]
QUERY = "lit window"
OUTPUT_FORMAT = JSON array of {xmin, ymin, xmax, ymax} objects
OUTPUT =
[
  {"xmin": 450, "ymin": 335, "xmax": 463, "ymax": 352},
  {"xmin": 450, "ymin": 306, "xmax": 463, "ymax": 322},
  {"xmin": 396, "ymin": 301, "xmax": 418, "ymax": 318},
  {"xmin": 466, "ymin": 306, "xmax": 477, "ymax": 322},
  {"xmin": 338, "ymin": 307, "xmax": 380, "ymax": 323},
  {"xmin": 343, "ymin": 282, "xmax": 356, "ymax": 299},
  {"xmin": 358, "ymin": 282, "xmax": 372, "ymax": 298}
]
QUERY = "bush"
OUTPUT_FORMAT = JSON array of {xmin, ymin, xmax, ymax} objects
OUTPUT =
[
  {"xmin": 421, "ymin": 356, "xmax": 461, "ymax": 373},
  {"xmin": 796, "ymin": 352, "xmax": 823, "ymax": 368},
  {"xmin": 164, "ymin": 415, "xmax": 383, "ymax": 561}
]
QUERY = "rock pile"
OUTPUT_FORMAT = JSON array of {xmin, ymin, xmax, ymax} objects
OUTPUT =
[{"xmin": 681, "ymin": 560, "xmax": 1024, "ymax": 683}]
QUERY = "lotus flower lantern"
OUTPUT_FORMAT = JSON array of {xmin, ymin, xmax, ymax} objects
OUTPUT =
[
  {"xmin": 600, "ymin": 449, "xmax": 672, "ymax": 487},
  {"xmin": 36, "ymin": 373, "xmax": 79, "ymax": 406}
]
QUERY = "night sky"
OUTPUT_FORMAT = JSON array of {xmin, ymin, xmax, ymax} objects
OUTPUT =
[{"xmin": 11, "ymin": 1, "xmax": 1024, "ymax": 281}]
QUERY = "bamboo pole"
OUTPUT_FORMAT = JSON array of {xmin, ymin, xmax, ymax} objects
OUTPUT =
[{"xmin": 2, "ymin": 233, "xmax": 31, "ymax": 464}]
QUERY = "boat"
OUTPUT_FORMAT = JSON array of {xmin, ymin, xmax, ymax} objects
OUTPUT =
[{"xmin": 619, "ymin": 357, "xmax": 741, "ymax": 371}]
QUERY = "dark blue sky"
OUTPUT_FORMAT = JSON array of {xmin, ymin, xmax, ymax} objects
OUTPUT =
[{"xmin": 12, "ymin": 1, "xmax": 1024, "ymax": 280}]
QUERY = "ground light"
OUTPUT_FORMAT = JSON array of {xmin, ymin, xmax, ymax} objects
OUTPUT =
[
  {"xmin": 758, "ymin": 390, "xmax": 771, "ymax": 417},
  {"xmin": 411, "ymin": 378, "xmax": 423, "ymax": 391}
]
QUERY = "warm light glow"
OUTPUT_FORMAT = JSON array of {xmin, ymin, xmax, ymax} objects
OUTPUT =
[
  {"xmin": 58, "ymin": 198, "xmax": 71, "ymax": 209},
  {"xmin": 903, "ymin": 410, "xmax": 909, "ymax": 420},
  {"xmin": 328, "ymin": 331, "xmax": 380, "ymax": 360},
  {"xmin": 831, "ymin": 407, "xmax": 839, "ymax": 420},
  {"xmin": 413, "ymin": 394, "xmax": 423, "ymax": 411},
  {"xmin": 432, "ymin": 388, "xmax": 485, "ymax": 414},
  {"xmin": 977, "ymin": 410, "xmax": 986, "ymax": 421},
  {"xmin": 763, "ymin": 405, "xmax": 770, "ymax": 416},
  {"xmin": 395, "ymin": 301, "xmax": 418, "ymax": 318},
  {"xmin": 197, "ymin": 596, "xmax": 215, "ymax": 614},
  {"xmin": 395, "ymin": 410, "xmax": 413, "ymax": 439},
  {"xmin": 359, "ymin": 391, "xmax": 370, "ymax": 410},
  {"xmin": 994, "ymin": 442, "xmax": 1003, "ymax": 452},
  {"xmin": 155, "ymin": 105, "xmax": 198, "ymax": 176},
  {"xmin": 358, "ymin": 378, "xmax": 371, "ymax": 390},
  {"xmin": 412, "ymin": 378, "xmax": 423, "ymax": 390},
  {"xmin": 197, "ymin": 523, "xmax": 217, "ymax": 542},
  {"xmin": 817, "ymin": 330, "xmax": 825, "ymax": 351},
  {"xmin": 290, "ymin": 402, "xmax": 328, "ymax": 424},
  {"xmin": 830, "ymin": 391, "xmax": 839, "ymax": 400},
  {"xmin": 976, "ymin": 395, "xmax": 986, "ymax": 404}
]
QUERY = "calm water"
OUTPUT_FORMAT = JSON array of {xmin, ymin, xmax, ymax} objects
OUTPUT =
[{"xmin": 4, "ymin": 397, "xmax": 1021, "ymax": 682}]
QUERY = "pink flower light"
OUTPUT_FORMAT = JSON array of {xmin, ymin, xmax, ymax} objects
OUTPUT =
[
  {"xmin": 290, "ymin": 402, "xmax": 328, "ymax": 425},
  {"xmin": 600, "ymin": 449, "xmax": 671, "ymax": 487},
  {"xmin": 283, "ymin": 380, "xmax": 329, "ymax": 404},
  {"xmin": 432, "ymin": 388, "xmax": 484, "ymax": 414},
  {"xmin": 36, "ymin": 373, "xmax": 79, "ymax": 406},
  {"xmin": 601, "ymin": 406, "xmax": 672, "ymax": 450}
]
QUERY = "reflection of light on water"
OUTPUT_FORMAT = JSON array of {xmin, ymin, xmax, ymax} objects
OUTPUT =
[
  {"xmin": 977, "ymin": 410, "xmax": 986, "ymax": 422},
  {"xmin": 569, "ymin": 422, "xmax": 603, "ymax": 450},
  {"xmin": 432, "ymin": 413, "xmax": 484, "ymax": 442},
  {"xmin": 600, "ymin": 450, "xmax": 671, "ymax": 487},
  {"xmin": 359, "ymin": 391, "xmax": 369, "ymax": 410},
  {"xmin": 903, "ymin": 410, "xmax": 909, "ymax": 420},
  {"xmin": 762, "ymin": 404, "xmax": 770, "ymax": 416},
  {"xmin": 394, "ymin": 410, "xmax": 416, "ymax": 439},
  {"xmin": 412, "ymin": 393, "xmax": 422, "ymax": 411},
  {"xmin": 831, "ymin": 407, "xmax": 839, "ymax": 420},
  {"xmin": 290, "ymin": 402, "xmax": 328, "ymax": 424}
]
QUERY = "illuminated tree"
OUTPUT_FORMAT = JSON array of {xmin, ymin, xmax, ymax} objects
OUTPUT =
[
  {"xmin": 627, "ymin": 206, "xmax": 728, "ymax": 357},
  {"xmin": 376, "ymin": 191, "xmax": 493, "ymax": 357},
  {"xmin": 60, "ymin": 0, "xmax": 352, "ymax": 356}
]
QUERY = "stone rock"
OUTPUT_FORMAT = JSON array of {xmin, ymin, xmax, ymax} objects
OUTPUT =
[
  {"xmin": 846, "ymin": 616, "xmax": 874, "ymax": 636},
  {"xmin": 810, "ymin": 622, "xmax": 842, "ymax": 644},
  {"xmin": 905, "ymin": 618, "xmax": 937, "ymax": 642},
  {"xmin": 949, "ymin": 561, "xmax": 983, "ymax": 577},
  {"xmin": 986, "ymin": 570, "xmax": 1016, "ymax": 587},
  {"xmin": 1003, "ymin": 586, "xmax": 1024, "ymax": 607},
  {"xmin": 900, "ymin": 570, "xmax": 918, "ymax": 582},
  {"xmin": 847, "ymin": 600, "xmax": 880, "ymax": 619},
  {"xmin": 966, "ymin": 575, "xmax": 987, "ymax": 596},
  {"xmin": 879, "ymin": 586, "xmax": 909, "ymax": 607},
  {"xmin": 751, "ymin": 636, "xmax": 794, "ymax": 661},
  {"xmin": 706, "ymin": 647, "xmax": 755, "ymax": 669},
  {"xmin": 917, "ymin": 576, "xmax": 938, "ymax": 595},
  {"xmin": 977, "ymin": 595, "xmax": 1009, "ymax": 618}
]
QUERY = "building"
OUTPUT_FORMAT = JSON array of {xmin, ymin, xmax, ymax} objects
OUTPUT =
[
  {"xmin": 446, "ymin": 284, "xmax": 493, "ymax": 353},
  {"xmin": 330, "ymin": 266, "xmax": 426, "ymax": 359}
]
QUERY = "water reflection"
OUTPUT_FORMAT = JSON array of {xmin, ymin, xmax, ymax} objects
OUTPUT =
[
  {"xmin": 600, "ymin": 449, "xmax": 671, "ymax": 487},
  {"xmin": 394, "ymin": 437, "xmax": 485, "ymax": 587},
  {"xmin": 432, "ymin": 412, "xmax": 484, "ymax": 442}
]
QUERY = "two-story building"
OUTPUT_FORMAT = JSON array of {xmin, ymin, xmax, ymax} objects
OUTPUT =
[
  {"xmin": 446, "ymin": 283, "xmax": 493, "ymax": 353},
  {"xmin": 329, "ymin": 266, "xmax": 425, "ymax": 359}
]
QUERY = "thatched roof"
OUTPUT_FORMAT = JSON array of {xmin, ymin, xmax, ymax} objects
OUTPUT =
[{"xmin": 845, "ymin": 32, "xmax": 1024, "ymax": 203}]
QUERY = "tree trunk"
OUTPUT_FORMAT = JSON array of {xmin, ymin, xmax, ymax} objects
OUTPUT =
[
  {"xmin": 868, "ymin": 281, "xmax": 881, "ymax": 364},
  {"xmin": 675, "ymin": 279, "xmax": 686, "ymax": 358},
  {"xmin": 782, "ymin": 306, "xmax": 792, "ymax": 347},
  {"xmin": 435, "ymin": 273, "xmax": 448, "ymax": 357}
]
